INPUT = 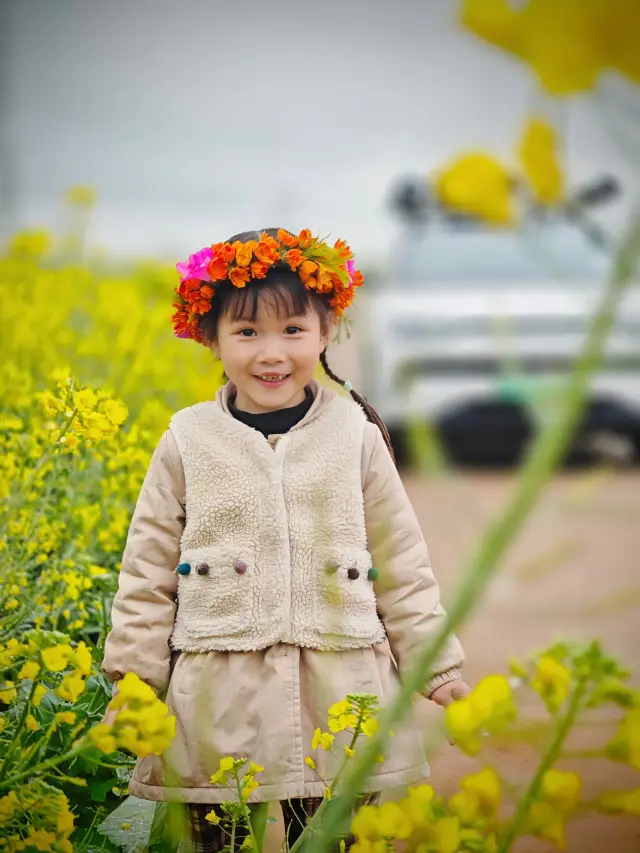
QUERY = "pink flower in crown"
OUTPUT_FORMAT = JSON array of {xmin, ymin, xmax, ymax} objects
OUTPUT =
[
  {"xmin": 176, "ymin": 247, "xmax": 214, "ymax": 282},
  {"xmin": 346, "ymin": 259, "xmax": 356, "ymax": 287}
]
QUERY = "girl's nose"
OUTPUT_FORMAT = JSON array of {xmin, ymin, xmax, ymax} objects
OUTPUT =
[{"xmin": 257, "ymin": 340, "xmax": 287, "ymax": 363}]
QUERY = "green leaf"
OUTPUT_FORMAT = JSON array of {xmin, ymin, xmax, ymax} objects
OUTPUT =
[
  {"xmin": 97, "ymin": 795, "xmax": 156, "ymax": 851},
  {"xmin": 90, "ymin": 776, "xmax": 120, "ymax": 802}
]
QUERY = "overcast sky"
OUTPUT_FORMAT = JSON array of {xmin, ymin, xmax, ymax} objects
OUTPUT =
[{"xmin": 2, "ymin": 0, "xmax": 638, "ymax": 263}]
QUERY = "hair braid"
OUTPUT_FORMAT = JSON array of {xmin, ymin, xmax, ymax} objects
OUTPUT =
[{"xmin": 319, "ymin": 349, "xmax": 396, "ymax": 463}]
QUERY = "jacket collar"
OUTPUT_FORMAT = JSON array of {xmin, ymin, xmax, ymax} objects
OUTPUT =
[{"xmin": 215, "ymin": 378, "xmax": 336, "ymax": 433}]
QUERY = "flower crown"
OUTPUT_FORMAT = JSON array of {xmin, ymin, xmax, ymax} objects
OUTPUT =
[{"xmin": 172, "ymin": 228, "xmax": 364, "ymax": 343}]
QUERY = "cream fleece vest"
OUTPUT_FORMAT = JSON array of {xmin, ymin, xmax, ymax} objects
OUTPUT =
[{"xmin": 168, "ymin": 391, "xmax": 386, "ymax": 653}]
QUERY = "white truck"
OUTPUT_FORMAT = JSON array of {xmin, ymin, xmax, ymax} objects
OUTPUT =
[{"xmin": 360, "ymin": 219, "xmax": 640, "ymax": 467}]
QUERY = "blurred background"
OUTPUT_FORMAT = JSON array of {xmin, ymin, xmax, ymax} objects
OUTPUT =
[
  {"xmin": 2, "ymin": 2, "xmax": 640, "ymax": 849},
  {"xmin": 2, "ymin": 0, "xmax": 640, "ymax": 469}
]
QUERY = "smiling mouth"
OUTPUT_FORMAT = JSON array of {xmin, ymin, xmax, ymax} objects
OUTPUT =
[{"xmin": 255, "ymin": 373, "xmax": 290, "ymax": 384}]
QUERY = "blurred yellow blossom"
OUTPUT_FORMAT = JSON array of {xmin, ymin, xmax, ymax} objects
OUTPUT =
[
  {"xmin": 88, "ymin": 722, "xmax": 117, "ymax": 755},
  {"xmin": 518, "ymin": 117, "xmax": 565, "ymax": 205},
  {"xmin": 526, "ymin": 801, "xmax": 568, "ymax": 849},
  {"xmin": 461, "ymin": 766, "xmax": 502, "ymax": 815},
  {"xmin": 65, "ymin": 185, "xmax": 97, "ymax": 206},
  {"xmin": 446, "ymin": 674, "xmax": 516, "ymax": 755},
  {"xmin": 606, "ymin": 708, "xmax": 640, "ymax": 769},
  {"xmin": 435, "ymin": 153, "xmax": 515, "ymax": 226},
  {"xmin": 532, "ymin": 656, "xmax": 572, "ymax": 712},
  {"xmin": 598, "ymin": 787, "xmax": 640, "ymax": 815},
  {"xmin": 541, "ymin": 769, "xmax": 582, "ymax": 812},
  {"xmin": 461, "ymin": 0, "xmax": 640, "ymax": 94}
]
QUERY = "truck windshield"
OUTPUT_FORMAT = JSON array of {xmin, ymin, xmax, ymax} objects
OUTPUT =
[{"xmin": 395, "ymin": 220, "xmax": 612, "ymax": 286}]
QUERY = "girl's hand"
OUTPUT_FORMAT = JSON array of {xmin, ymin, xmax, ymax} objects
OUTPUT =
[{"xmin": 429, "ymin": 678, "xmax": 472, "ymax": 707}]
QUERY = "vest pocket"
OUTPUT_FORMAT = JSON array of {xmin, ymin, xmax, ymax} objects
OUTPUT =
[
  {"xmin": 175, "ymin": 545, "xmax": 254, "ymax": 638},
  {"xmin": 314, "ymin": 548, "xmax": 381, "ymax": 640}
]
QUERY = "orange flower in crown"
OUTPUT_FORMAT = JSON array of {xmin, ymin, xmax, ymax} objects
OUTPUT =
[{"xmin": 172, "ymin": 229, "xmax": 364, "ymax": 342}]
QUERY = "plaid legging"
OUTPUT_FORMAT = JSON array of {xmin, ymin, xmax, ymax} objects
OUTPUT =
[{"xmin": 189, "ymin": 794, "xmax": 379, "ymax": 853}]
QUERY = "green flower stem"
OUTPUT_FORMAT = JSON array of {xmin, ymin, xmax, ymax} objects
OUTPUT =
[
  {"xmin": 235, "ymin": 774, "xmax": 259, "ymax": 853},
  {"xmin": 497, "ymin": 676, "xmax": 588, "ymax": 853},
  {"xmin": 298, "ymin": 214, "xmax": 640, "ymax": 853},
  {"xmin": 0, "ymin": 678, "xmax": 39, "ymax": 779},
  {"xmin": 0, "ymin": 738, "xmax": 87, "ymax": 793}
]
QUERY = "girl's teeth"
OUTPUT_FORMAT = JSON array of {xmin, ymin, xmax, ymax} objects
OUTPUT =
[{"xmin": 258, "ymin": 375, "xmax": 286, "ymax": 382}]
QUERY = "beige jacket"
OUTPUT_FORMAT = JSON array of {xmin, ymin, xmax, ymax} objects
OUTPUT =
[{"xmin": 102, "ymin": 382, "xmax": 463, "ymax": 803}]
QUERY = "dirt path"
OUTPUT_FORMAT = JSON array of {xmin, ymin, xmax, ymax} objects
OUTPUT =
[{"xmin": 410, "ymin": 470, "xmax": 640, "ymax": 852}]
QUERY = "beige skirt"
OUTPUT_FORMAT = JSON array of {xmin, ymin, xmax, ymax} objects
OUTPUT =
[{"xmin": 130, "ymin": 640, "xmax": 430, "ymax": 804}]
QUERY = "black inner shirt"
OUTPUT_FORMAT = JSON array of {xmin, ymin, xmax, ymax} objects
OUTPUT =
[{"xmin": 229, "ymin": 386, "xmax": 314, "ymax": 438}]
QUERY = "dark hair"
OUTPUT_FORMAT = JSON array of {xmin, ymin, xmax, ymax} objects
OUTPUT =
[{"xmin": 200, "ymin": 227, "xmax": 396, "ymax": 462}]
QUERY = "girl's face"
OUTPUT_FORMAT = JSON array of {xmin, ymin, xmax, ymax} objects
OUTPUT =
[{"xmin": 212, "ymin": 292, "xmax": 329, "ymax": 414}]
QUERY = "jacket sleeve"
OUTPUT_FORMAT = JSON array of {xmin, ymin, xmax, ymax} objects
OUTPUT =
[
  {"xmin": 362, "ymin": 422, "xmax": 464, "ymax": 695},
  {"xmin": 102, "ymin": 430, "xmax": 185, "ymax": 694}
]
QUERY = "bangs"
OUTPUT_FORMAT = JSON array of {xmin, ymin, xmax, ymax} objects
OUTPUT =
[
  {"xmin": 224, "ymin": 273, "xmax": 313, "ymax": 323},
  {"xmin": 198, "ymin": 263, "xmax": 332, "ymax": 342}
]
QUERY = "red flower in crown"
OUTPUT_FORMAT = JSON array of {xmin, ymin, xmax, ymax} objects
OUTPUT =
[{"xmin": 172, "ymin": 229, "xmax": 364, "ymax": 343}]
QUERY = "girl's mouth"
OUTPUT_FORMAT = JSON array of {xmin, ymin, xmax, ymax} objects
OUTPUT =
[{"xmin": 254, "ymin": 373, "xmax": 290, "ymax": 388}]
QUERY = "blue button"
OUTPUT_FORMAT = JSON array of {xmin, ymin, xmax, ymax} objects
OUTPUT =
[{"xmin": 177, "ymin": 562, "xmax": 191, "ymax": 575}]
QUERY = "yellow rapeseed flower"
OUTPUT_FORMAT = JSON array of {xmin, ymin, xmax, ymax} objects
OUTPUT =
[
  {"xmin": 518, "ymin": 117, "xmax": 565, "ymax": 205},
  {"xmin": 89, "ymin": 722, "xmax": 117, "ymax": 754},
  {"xmin": 435, "ymin": 152, "xmax": 515, "ymax": 226},
  {"xmin": 541, "ymin": 769, "xmax": 581, "ymax": 812},
  {"xmin": 345, "ymin": 746, "xmax": 355, "ymax": 759},
  {"xmin": 110, "ymin": 671, "xmax": 157, "ymax": 709},
  {"xmin": 32, "ymin": 685, "xmax": 48, "ymax": 707},
  {"xmin": 532, "ymin": 656, "xmax": 572, "ymax": 712},
  {"xmin": 305, "ymin": 756, "xmax": 317, "ymax": 771},
  {"xmin": 361, "ymin": 717, "xmax": 379, "ymax": 738},
  {"xmin": 351, "ymin": 805, "xmax": 381, "ymax": 840},
  {"xmin": 461, "ymin": 0, "xmax": 640, "ymax": 95},
  {"xmin": 210, "ymin": 755, "xmax": 237, "ymax": 784},
  {"xmin": 376, "ymin": 802, "xmax": 412, "ymax": 840},
  {"xmin": 41, "ymin": 644, "xmax": 74, "ymax": 672},
  {"xmin": 205, "ymin": 810, "xmax": 221, "ymax": 825},
  {"xmin": 54, "ymin": 711, "xmax": 77, "ymax": 727},
  {"xmin": 72, "ymin": 388, "xmax": 98, "ymax": 413},
  {"xmin": 25, "ymin": 714, "xmax": 39, "ymax": 731},
  {"xmin": 606, "ymin": 708, "xmax": 640, "ymax": 770},
  {"xmin": 449, "ymin": 790, "xmax": 481, "ymax": 824},
  {"xmin": 526, "ymin": 801, "xmax": 567, "ymax": 849},
  {"xmin": 434, "ymin": 816, "xmax": 461, "ymax": 853},
  {"xmin": 0, "ymin": 683, "xmax": 17, "ymax": 704},
  {"xmin": 74, "ymin": 641, "xmax": 92, "ymax": 677},
  {"xmin": 312, "ymin": 727, "xmax": 335, "ymax": 751},
  {"xmin": 461, "ymin": 766, "xmax": 502, "ymax": 815},
  {"xmin": 55, "ymin": 670, "xmax": 86, "ymax": 703},
  {"xmin": 598, "ymin": 787, "xmax": 640, "ymax": 815},
  {"xmin": 17, "ymin": 661, "xmax": 41, "ymax": 681}
]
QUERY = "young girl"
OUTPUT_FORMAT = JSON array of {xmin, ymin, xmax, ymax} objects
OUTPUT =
[{"xmin": 102, "ymin": 228, "xmax": 468, "ymax": 852}]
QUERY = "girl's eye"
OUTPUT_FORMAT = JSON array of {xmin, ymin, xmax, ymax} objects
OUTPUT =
[
  {"xmin": 285, "ymin": 326, "xmax": 302, "ymax": 335},
  {"xmin": 238, "ymin": 328, "xmax": 256, "ymax": 337}
]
